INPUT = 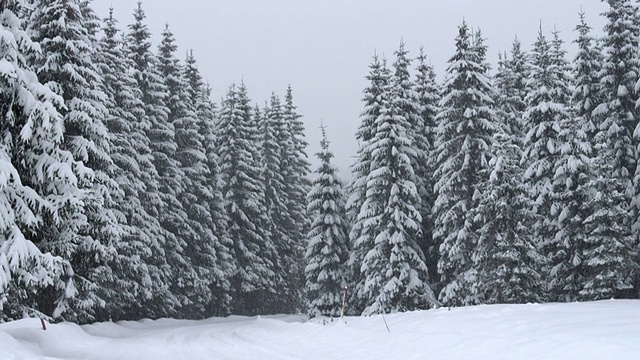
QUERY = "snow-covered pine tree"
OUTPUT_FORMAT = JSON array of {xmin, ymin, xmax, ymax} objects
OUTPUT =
[
  {"xmin": 183, "ymin": 50, "xmax": 234, "ymax": 316},
  {"xmin": 305, "ymin": 124, "xmax": 349, "ymax": 317},
  {"xmin": 392, "ymin": 42, "xmax": 430, "ymax": 270},
  {"xmin": 217, "ymin": 83, "xmax": 278, "ymax": 315},
  {"xmin": 0, "ymin": 0, "xmax": 78, "ymax": 321},
  {"xmin": 563, "ymin": 12, "xmax": 606, "ymax": 302},
  {"xmin": 414, "ymin": 46, "xmax": 440, "ymax": 283},
  {"xmin": 521, "ymin": 28, "xmax": 569, "ymax": 301},
  {"xmin": 360, "ymin": 43, "xmax": 437, "ymax": 314},
  {"xmin": 126, "ymin": 1, "xmax": 180, "ymax": 317},
  {"xmin": 474, "ymin": 129, "xmax": 545, "ymax": 304},
  {"xmin": 280, "ymin": 85, "xmax": 310, "ymax": 312},
  {"xmin": 260, "ymin": 93, "xmax": 301, "ymax": 313},
  {"xmin": 596, "ymin": 0, "xmax": 640, "ymax": 298},
  {"xmin": 158, "ymin": 23, "xmax": 221, "ymax": 319},
  {"xmin": 28, "ymin": 0, "xmax": 124, "ymax": 322},
  {"xmin": 587, "ymin": 0, "xmax": 640, "ymax": 299},
  {"xmin": 433, "ymin": 23, "xmax": 496, "ymax": 306},
  {"xmin": 581, "ymin": 140, "xmax": 636, "ymax": 299},
  {"xmin": 346, "ymin": 54, "xmax": 389, "ymax": 313},
  {"xmin": 542, "ymin": 28, "xmax": 593, "ymax": 302},
  {"xmin": 493, "ymin": 38, "xmax": 529, "ymax": 142},
  {"xmin": 97, "ymin": 7, "xmax": 173, "ymax": 320},
  {"xmin": 573, "ymin": 13, "xmax": 602, "ymax": 142}
]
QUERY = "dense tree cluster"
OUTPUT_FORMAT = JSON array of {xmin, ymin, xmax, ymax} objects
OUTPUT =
[
  {"xmin": 0, "ymin": 0, "xmax": 309, "ymax": 322},
  {"xmin": 3, "ymin": 0, "xmax": 640, "ymax": 323},
  {"xmin": 337, "ymin": 0, "xmax": 640, "ymax": 314}
]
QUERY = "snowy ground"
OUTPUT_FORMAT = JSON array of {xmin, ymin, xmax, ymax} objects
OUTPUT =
[{"xmin": 1, "ymin": 300, "xmax": 639, "ymax": 359}]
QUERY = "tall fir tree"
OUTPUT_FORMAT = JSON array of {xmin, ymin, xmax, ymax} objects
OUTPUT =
[
  {"xmin": 217, "ymin": 83, "xmax": 278, "ymax": 315},
  {"xmin": 126, "ymin": 1, "xmax": 180, "ymax": 317},
  {"xmin": 97, "ymin": 7, "xmax": 167, "ymax": 320},
  {"xmin": 473, "ymin": 130, "xmax": 545, "ymax": 304},
  {"xmin": 305, "ymin": 124, "xmax": 349, "ymax": 317},
  {"xmin": 259, "ymin": 95, "xmax": 290, "ymax": 313},
  {"xmin": 346, "ymin": 54, "xmax": 390, "ymax": 313},
  {"xmin": 414, "ymin": 47, "xmax": 440, "ymax": 284},
  {"xmin": 433, "ymin": 23, "xmax": 496, "ymax": 306},
  {"xmin": 493, "ymin": 38, "xmax": 529, "ymax": 142},
  {"xmin": 521, "ymin": 28, "xmax": 570, "ymax": 301},
  {"xmin": 590, "ymin": 0, "xmax": 639, "ymax": 298},
  {"xmin": 0, "ymin": 0, "xmax": 79, "ymax": 321},
  {"xmin": 28, "ymin": 0, "xmax": 123, "ymax": 321},
  {"xmin": 183, "ymin": 50, "xmax": 234, "ymax": 316},
  {"xmin": 158, "ymin": 23, "xmax": 222, "ymax": 319},
  {"xmin": 279, "ymin": 85, "xmax": 310, "ymax": 312},
  {"xmin": 360, "ymin": 43, "xmax": 437, "ymax": 314}
]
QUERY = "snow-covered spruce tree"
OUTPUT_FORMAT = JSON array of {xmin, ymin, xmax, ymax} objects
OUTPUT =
[
  {"xmin": 586, "ymin": 0, "xmax": 640, "ymax": 299},
  {"xmin": 28, "ymin": 0, "xmax": 124, "ymax": 322},
  {"xmin": 569, "ymin": 12, "xmax": 616, "ymax": 302},
  {"xmin": 581, "ymin": 140, "xmax": 636, "ymax": 299},
  {"xmin": 391, "ymin": 42, "xmax": 430, "ymax": 270},
  {"xmin": 97, "ymin": 8, "xmax": 174, "ymax": 320},
  {"xmin": 279, "ymin": 85, "xmax": 310, "ymax": 312},
  {"xmin": 217, "ymin": 83, "xmax": 278, "ymax": 315},
  {"xmin": 596, "ymin": 0, "xmax": 640, "ymax": 298},
  {"xmin": 360, "ymin": 43, "xmax": 437, "ymax": 315},
  {"xmin": 346, "ymin": 54, "xmax": 389, "ymax": 313},
  {"xmin": 183, "ymin": 50, "xmax": 234, "ymax": 316},
  {"xmin": 0, "ymin": 0, "xmax": 78, "ymax": 321},
  {"xmin": 260, "ymin": 93, "xmax": 302, "ymax": 313},
  {"xmin": 414, "ymin": 47, "xmax": 440, "ymax": 283},
  {"xmin": 573, "ymin": 12, "xmax": 603, "ymax": 142},
  {"xmin": 126, "ymin": 1, "xmax": 180, "ymax": 317},
  {"xmin": 474, "ymin": 129, "xmax": 545, "ymax": 304},
  {"xmin": 433, "ymin": 23, "xmax": 496, "ymax": 306},
  {"xmin": 543, "ymin": 29, "xmax": 594, "ymax": 302},
  {"xmin": 493, "ymin": 38, "xmax": 529, "ymax": 142},
  {"xmin": 305, "ymin": 124, "xmax": 349, "ymax": 317},
  {"xmin": 158, "ymin": 23, "xmax": 222, "ymax": 319},
  {"xmin": 521, "ymin": 28, "xmax": 569, "ymax": 301}
]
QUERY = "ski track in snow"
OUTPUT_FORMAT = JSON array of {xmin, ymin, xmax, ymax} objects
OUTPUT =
[{"xmin": 1, "ymin": 300, "xmax": 640, "ymax": 359}]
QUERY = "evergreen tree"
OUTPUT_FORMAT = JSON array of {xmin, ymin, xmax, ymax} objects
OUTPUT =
[
  {"xmin": 474, "ymin": 130, "xmax": 545, "ymax": 304},
  {"xmin": 305, "ymin": 124, "xmax": 349, "ymax": 317},
  {"xmin": 521, "ymin": 28, "xmax": 569, "ymax": 301},
  {"xmin": 346, "ymin": 54, "xmax": 390, "ymax": 313},
  {"xmin": 279, "ymin": 85, "xmax": 309, "ymax": 312},
  {"xmin": 158, "ymin": 23, "xmax": 220, "ymax": 319},
  {"xmin": 493, "ymin": 38, "xmax": 529, "ymax": 141},
  {"xmin": 433, "ymin": 23, "xmax": 496, "ymax": 306},
  {"xmin": 414, "ymin": 47, "xmax": 440, "ymax": 283},
  {"xmin": 0, "ymin": 0, "xmax": 78, "ymax": 321},
  {"xmin": 97, "ymin": 7, "xmax": 171, "ymax": 320},
  {"xmin": 360, "ymin": 43, "xmax": 437, "ymax": 314},
  {"xmin": 183, "ymin": 50, "xmax": 234, "ymax": 316},
  {"xmin": 217, "ymin": 83, "xmax": 277, "ymax": 315},
  {"xmin": 545, "ymin": 29, "xmax": 592, "ymax": 302},
  {"xmin": 589, "ymin": 0, "xmax": 639, "ymax": 298},
  {"xmin": 28, "ymin": 0, "xmax": 123, "ymax": 321},
  {"xmin": 126, "ymin": 1, "xmax": 180, "ymax": 317}
]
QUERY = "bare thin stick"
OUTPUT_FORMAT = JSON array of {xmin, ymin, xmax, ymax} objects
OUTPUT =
[{"xmin": 381, "ymin": 313, "xmax": 390, "ymax": 333}]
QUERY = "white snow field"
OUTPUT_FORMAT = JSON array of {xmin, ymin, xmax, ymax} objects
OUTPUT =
[{"xmin": 1, "ymin": 300, "xmax": 639, "ymax": 359}]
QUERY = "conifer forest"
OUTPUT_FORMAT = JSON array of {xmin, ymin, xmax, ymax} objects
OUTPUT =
[{"xmin": 2, "ymin": 0, "xmax": 640, "ymax": 324}]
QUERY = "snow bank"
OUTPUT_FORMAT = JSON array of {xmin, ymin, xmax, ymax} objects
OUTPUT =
[{"xmin": 1, "ymin": 300, "xmax": 639, "ymax": 359}]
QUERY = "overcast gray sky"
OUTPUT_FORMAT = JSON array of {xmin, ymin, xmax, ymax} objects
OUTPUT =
[{"xmin": 91, "ymin": 0, "xmax": 608, "ymax": 179}]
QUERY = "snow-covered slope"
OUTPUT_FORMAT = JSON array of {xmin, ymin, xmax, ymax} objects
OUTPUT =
[{"xmin": 1, "ymin": 300, "xmax": 639, "ymax": 359}]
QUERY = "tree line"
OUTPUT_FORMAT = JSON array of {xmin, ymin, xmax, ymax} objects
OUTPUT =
[
  {"xmin": 305, "ymin": 0, "xmax": 640, "ymax": 317},
  {"xmin": 3, "ymin": 0, "xmax": 640, "ymax": 324},
  {"xmin": 1, "ymin": 0, "xmax": 309, "ymax": 323}
]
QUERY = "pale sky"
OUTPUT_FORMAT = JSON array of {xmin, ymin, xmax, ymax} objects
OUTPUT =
[{"xmin": 91, "ymin": 0, "xmax": 608, "ymax": 179}]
